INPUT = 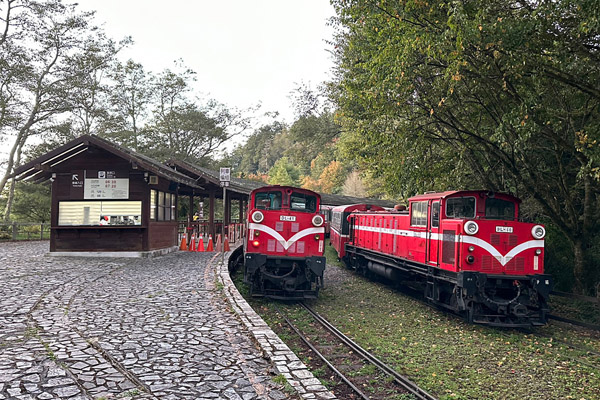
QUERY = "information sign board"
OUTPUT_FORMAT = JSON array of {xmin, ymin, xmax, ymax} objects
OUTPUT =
[{"xmin": 84, "ymin": 178, "xmax": 129, "ymax": 199}]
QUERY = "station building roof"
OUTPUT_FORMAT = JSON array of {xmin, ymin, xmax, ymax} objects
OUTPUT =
[{"xmin": 12, "ymin": 135, "xmax": 203, "ymax": 190}]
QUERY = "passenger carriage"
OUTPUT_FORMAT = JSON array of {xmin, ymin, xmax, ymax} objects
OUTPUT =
[{"xmin": 330, "ymin": 204, "xmax": 385, "ymax": 259}]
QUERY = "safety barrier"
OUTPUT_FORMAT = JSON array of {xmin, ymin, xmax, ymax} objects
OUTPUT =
[{"xmin": 0, "ymin": 222, "xmax": 51, "ymax": 241}]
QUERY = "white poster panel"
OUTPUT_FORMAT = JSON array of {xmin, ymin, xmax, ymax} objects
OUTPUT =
[{"xmin": 84, "ymin": 178, "xmax": 129, "ymax": 199}]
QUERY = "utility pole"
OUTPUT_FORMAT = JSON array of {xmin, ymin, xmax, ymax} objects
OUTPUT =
[{"xmin": 219, "ymin": 167, "xmax": 231, "ymax": 266}]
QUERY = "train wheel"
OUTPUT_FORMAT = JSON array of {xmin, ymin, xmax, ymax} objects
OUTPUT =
[{"xmin": 341, "ymin": 256, "xmax": 352, "ymax": 270}]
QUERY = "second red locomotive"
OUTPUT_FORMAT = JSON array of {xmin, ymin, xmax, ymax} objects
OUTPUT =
[
  {"xmin": 244, "ymin": 185, "xmax": 326, "ymax": 299},
  {"xmin": 339, "ymin": 190, "xmax": 552, "ymax": 327}
]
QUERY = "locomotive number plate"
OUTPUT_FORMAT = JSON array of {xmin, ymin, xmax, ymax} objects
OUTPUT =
[
  {"xmin": 495, "ymin": 226, "xmax": 513, "ymax": 233},
  {"xmin": 280, "ymin": 216, "xmax": 296, "ymax": 221}
]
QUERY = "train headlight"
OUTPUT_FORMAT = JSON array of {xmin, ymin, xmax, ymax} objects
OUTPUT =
[
  {"xmin": 531, "ymin": 225, "xmax": 545, "ymax": 239},
  {"xmin": 468, "ymin": 246, "xmax": 475, "ymax": 252},
  {"xmin": 252, "ymin": 240, "xmax": 260, "ymax": 247},
  {"xmin": 466, "ymin": 255, "xmax": 475, "ymax": 264},
  {"xmin": 312, "ymin": 215, "xmax": 324, "ymax": 227},
  {"xmin": 535, "ymin": 249, "xmax": 542, "ymax": 255},
  {"xmin": 464, "ymin": 221, "xmax": 479, "ymax": 235},
  {"xmin": 251, "ymin": 211, "xmax": 264, "ymax": 223}
]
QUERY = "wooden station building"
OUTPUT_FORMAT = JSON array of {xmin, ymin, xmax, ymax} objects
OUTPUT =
[{"xmin": 12, "ymin": 135, "xmax": 249, "ymax": 256}]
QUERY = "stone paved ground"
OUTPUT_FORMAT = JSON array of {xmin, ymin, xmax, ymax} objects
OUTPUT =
[{"xmin": 0, "ymin": 241, "xmax": 288, "ymax": 400}]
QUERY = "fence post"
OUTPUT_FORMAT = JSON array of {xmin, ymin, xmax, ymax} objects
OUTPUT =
[
  {"xmin": 40, "ymin": 223, "xmax": 44, "ymax": 240},
  {"xmin": 12, "ymin": 222, "xmax": 17, "ymax": 240}
]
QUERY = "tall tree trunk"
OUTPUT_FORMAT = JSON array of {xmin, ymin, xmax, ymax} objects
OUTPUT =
[
  {"xmin": 571, "ymin": 237, "xmax": 587, "ymax": 295},
  {"xmin": 0, "ymin": 132, "xmax": 25, "ymax": 195},
  {"xmin": 3, "ymin": 138, "xmax": 24, "ymax": 221}
]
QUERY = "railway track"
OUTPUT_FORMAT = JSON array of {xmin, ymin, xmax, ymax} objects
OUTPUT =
[{"xmin": 276, "ymin": 302, "xmax": 437, "ymax": 400}]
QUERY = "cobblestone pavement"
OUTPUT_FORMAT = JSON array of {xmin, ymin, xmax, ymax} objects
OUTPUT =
[{"xmin": 0, "ymin": 241, "xmax": 288, "ymax": 400}]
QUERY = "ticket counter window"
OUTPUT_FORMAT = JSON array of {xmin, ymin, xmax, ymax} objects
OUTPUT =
[{"xmin": 58, "ymin": 201, "xmax": 142, "ymax": 226}]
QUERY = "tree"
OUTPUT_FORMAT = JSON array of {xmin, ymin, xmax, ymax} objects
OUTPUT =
[
  {"xmin": 342, "ymin": 170, "xmax": 367, "ymax": 198},
  {"xmin": 268, "ymin": 157, "xmax": 300, "ymax": 186},
  {"xmin": 231, "ymin": 122, "xmax": 289, "ymax": 175},
  {"xmin": 0, "ymin": 0, "xmax": 125, "ymax": 216},
  {"xmin": 331, "ymin": 0, "xmax": 600, "ymax": 293},
  {"xmin": 141, "ymin": 62, "xmax": 254, "ymax": 163},
  {"xmin": 103, "ymin": 59, "xmax": 151, "ymax": 150}
]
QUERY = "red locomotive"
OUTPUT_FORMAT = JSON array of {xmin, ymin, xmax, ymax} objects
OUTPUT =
[
  {"xmin": 330, "ymin": 204, "xmax": 385, "ymax": 259},
  {"xmin": 244, "ymin": 185, "xmax": 326, "ymax": 299},
  {"xmin": 340, "ymin": 190, "xmax": 552, "ymax": 327}
]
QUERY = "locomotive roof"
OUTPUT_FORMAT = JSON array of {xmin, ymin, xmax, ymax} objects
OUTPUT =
[
  {"xmin": 250, "ymin": 185, "xmax": 321, "ymax": 197},
  {"xmin": 408, "ymin": 190, "xmax": 521, "ymax": 203}
]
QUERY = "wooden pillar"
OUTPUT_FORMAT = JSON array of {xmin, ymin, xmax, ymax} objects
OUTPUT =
[
  {"xmin": 188, "ymin": 194, "xmax": 193, "ymax": 244},
  {"xmin": 225, "ymin": 192, "xmax": 231, "ymax": 226},
  {"xmin": 238, "ymin": 198, "xmax": 244, "ymax": 222},
  {"xmin": 209, "ymin": 190, "xmax": 215, "ymax": 238}
]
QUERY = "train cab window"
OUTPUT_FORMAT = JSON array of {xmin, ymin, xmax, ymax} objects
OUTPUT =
[
  {"xmin": 254, "ymin": 191, "xmax": 282, "ymax": 210},
  {"xmin": 431, "ymin": 202, "xmax": 440, "ymax": 228},
  {"xmin": 290, "ymin": 192, "xmax": 317, "ymax": 213},
  {"xmin": 445, "ymin": 197, "xmax": 476, "ymax": 219},
  {"xmin": 485, "ymin": 198, "xmax": 516, "ymax": 220},
  {"xmin": 410, "ymin": 201, "xmax": 428, "ymax": 227}
]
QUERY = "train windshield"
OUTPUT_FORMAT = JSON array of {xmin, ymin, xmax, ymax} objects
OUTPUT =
[
  {"xmin": 254, "ymin": 191, "xmax": 282, "ymax": 210},
  {"xmin": 290, "ymin": 192, "xmax": 317, "ymax": 213},
  {"xmin": 485, "ymin": 198, "xmax": 516, "ymax": 220},
  {"xmin": 445, "ymin": 197, "xmax": 476, "ymax": 219}
]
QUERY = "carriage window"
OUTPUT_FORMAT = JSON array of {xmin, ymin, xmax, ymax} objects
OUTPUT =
[
  {"xmin": 485, "ymin": 198, "xmax": 515, "ymax": 220},
  {"xmin": 410, "ymin": 201, "xmax": 428, "ymax": 227},
  {"xmin": 290, "ymin": 192, "xmax": 317, "ymax": 213},
  {"xmin": 445, "ymin": 197, "xmax": 476, "ymax": 219},
  {"xmin": 254, "ymin": 191, "xmax": 282, "ymax": 210},
  {"xmin": 332, "ymin": 211, "xmax": 342, "ymax": 231}
]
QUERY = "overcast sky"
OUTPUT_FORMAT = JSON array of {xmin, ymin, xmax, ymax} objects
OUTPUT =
[{"xmin": 76, "ymin": 0, "xmax": 337, "ymax": 133}]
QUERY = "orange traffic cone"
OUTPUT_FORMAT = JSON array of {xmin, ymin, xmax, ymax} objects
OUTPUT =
[
  {"xmin": 206, "ymin": 235, "xmax": 214, "ymax": 252},
  {"xmin": 216, "ymin": 234, "xmax": 222, "ymax": 252},
  {"xmin": 189, "ymin": 234, "xmax": 196, "ymax": 251},
  {"xmin": 224, "ymin": 235, "xmax": 230, "ymax": 252},
  {"xmin": 179, "ymin": 233, "xmax": 188, "ymax": 251},
  {"xmin": 196, "ymin": 235, "xmax": 205, "ymax": 252}
]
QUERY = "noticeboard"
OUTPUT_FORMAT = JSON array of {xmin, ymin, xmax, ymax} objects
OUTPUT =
[
  {"xmin": 220, "ymin": 167, "xmax": 231, "ymax": 182},
  {"xmin": 84, "ymin": 178, "xmax": 129, "ymax": 199}
]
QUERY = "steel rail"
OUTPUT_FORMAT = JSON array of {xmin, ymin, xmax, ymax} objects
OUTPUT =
[
  {"xmin": 547, "ymin": 314, "xmax": 600, "ymax": 332},
  {"xmin": 551, "ymin": 290, "xmax": 599, "ymax": 304},
  {"xmin": 275, "ymin": 306, "xmax": 372, "ymax": 400},
  {"xmin": 300, "ymin": 303, "xmax": 438, "ymax": 400}
]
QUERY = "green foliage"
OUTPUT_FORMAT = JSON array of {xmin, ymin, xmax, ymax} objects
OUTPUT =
[
  {"xmin": 286, "ymin": 112, "xmax": 341, "ymax": 175},
  {"xmin": 331, "ymin": 0, "xmax": 600, "ymax": 293},
  {"xmin": 230, "ymin": 122, "xmax": 289, "ymax": 175},
  {"xmin": 268, "ymin": 157, "xmax": 300, "ymax": 186}
]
